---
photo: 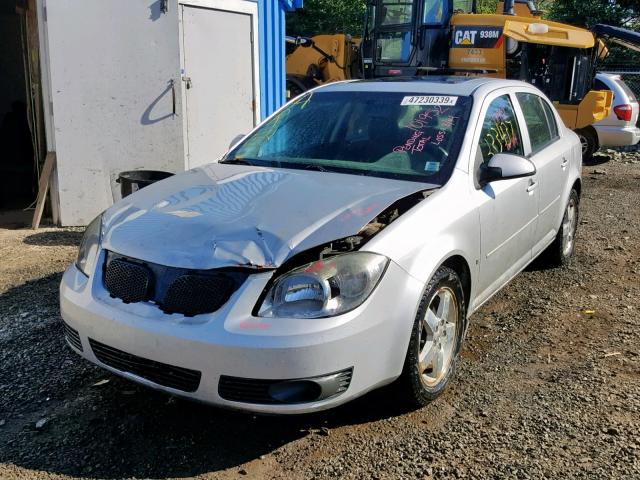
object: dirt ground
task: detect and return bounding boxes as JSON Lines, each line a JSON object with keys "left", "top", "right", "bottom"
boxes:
{"left": 1, "top": 151, "right": 639, "bottom": 480}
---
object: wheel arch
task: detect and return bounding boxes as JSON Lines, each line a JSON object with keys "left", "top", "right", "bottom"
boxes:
{"left": 439, "top": 254, "right": 472, "bottom": 317}
{"left": 572, "top": 177, "right": 582, "bottom": 198}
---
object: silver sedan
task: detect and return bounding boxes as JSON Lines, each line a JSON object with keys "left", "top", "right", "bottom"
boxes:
{"left": 61, "top": 77, "right": 581, "bottom": 413}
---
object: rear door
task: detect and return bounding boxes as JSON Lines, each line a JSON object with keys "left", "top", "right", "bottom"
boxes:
{"left": 515, "top": 92, "right": 568, "bottom": 255}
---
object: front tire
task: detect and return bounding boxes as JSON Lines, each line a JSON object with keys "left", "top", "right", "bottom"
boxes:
{"left": 400, "top": 266, "right": 465, "bottom": 407}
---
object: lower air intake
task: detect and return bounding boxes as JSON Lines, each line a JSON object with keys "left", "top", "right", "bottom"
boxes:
{"left": 89, "top": 339, "right": 201, "bottom": 393}
{"left": 218, "top": 368, "right": 353, "bottom": 405}
{"left": 63, "top": 321, "right": 83, "bottom": 351}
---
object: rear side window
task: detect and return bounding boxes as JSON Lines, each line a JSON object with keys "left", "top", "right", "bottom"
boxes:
{"left": 540, "top": 100, "right": 559, "bottom": 139}
{"left": 616, "top": 79, "right": 637, "bottom": 103}
{"left": 516, "top": 93, "right": 558, "bottom": 153}
{"left": 478, "top": 95, "right": 524, "bottom": 163}
{"left": 593, "top": 79, "right": 609, "bottom": 91}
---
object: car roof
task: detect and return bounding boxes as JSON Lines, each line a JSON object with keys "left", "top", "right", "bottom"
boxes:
{"left": 596, "top": 72, "right": 622, "bottom": 82}
{"left": 317, "top": 76, "right": 530, "bottom": 97}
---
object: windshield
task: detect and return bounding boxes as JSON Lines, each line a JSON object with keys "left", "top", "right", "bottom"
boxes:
{"left": 224, "top": 91, "right": 472, "bottom": 185}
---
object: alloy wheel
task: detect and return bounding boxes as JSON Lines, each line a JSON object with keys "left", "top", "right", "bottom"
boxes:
{"left": 562, "top": 196, "right": 577, "bottom": 256}
{"left": 417, "top": 286, "right": 458, "bottom": 387}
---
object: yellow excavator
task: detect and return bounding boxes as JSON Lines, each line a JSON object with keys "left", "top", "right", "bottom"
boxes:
{"left": 287, "top": 0, "right": 639, "bottom": 157}
{"left": 285, "top": 34, "right": 361, "bottom": 99}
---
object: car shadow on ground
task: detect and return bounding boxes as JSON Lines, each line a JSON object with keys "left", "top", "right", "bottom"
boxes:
{"left": 583, "top": 153, "right": 611, "bottom": 166}
{"left": 22, "top": 230, "right": 83, "bottom": 247}
{"left": 0, "top": 271, "right": 415, "bottom": 479}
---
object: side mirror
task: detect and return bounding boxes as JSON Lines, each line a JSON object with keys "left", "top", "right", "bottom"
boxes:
{"left": 229, "top": 133, "right": 245, "bottom": 150}
{"left": 479, "top": 153, "right": 536, "bottom": 186}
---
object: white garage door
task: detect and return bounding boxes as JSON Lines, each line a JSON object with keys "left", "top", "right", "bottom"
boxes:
{"left": 181, "top": 5, "right": 256, "bottom": 168}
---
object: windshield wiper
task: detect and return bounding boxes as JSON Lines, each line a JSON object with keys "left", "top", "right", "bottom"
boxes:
{"left": 302, "top": 164, "right": 329, "bottom": 172}
{"left": 220, "top": 158, "right": 255, "bottom": 166}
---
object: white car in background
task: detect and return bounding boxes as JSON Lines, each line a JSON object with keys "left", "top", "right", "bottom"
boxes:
{"left": 584, "top": 73, "right": 640, "bottom": 157}
{"left": 61, "top": 77, "right": 582, "bottom": 414}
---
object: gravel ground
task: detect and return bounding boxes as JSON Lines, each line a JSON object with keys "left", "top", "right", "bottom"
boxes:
{"left": 1, "top": 151, "right": 639, "bottom": 480}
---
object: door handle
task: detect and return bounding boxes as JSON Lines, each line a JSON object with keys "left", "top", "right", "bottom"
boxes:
{"left": 561, "top": 157, "right": 569, "bottom": 169}
{"left": 169, "top": 79, "right": 176, "bottom": 116}
{"left": 527, "top": 180, "right": 538, "bottom": 193}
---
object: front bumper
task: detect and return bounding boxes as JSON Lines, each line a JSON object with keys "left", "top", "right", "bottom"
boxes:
{"left": 60, "top": 254, "right": 424, "bottom": 414}
{"left": 594, "top": 125, "right": 640, "bottom": 147}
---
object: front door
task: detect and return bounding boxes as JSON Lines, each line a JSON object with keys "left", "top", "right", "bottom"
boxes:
{"left": 473, "top": 93, "right": 539, "bottom": 303}
{"left": 181, "top": 5, "right": 256, "bottom": 168}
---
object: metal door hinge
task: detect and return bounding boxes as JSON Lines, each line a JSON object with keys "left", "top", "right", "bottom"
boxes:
{"left": 182, "top": 76, "right": 192, "bottom": 89}
{"left": 43, "top": 5, "right": 46, "bottom": 21}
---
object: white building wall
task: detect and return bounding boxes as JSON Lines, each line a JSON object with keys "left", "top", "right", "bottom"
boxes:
{"left": 45, "top": 0, "right": 185, "bottom": 225}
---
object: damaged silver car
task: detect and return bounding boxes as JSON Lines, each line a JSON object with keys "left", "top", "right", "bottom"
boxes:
{"left": 61, "top": 77, "right": 582, "bottom": 413}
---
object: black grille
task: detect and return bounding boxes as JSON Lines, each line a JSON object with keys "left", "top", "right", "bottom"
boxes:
{"left": 63, "top": 322, "right": 83, "bottom": 351}
{"left": 104, "top": 258, "right": 152, "bottom": 303}
{"left": 90, "top": 339, "right": 201, "bottom": 392}
{"left": 161, "top": 274, "right": 235, "bottom": 316}
{"left": 102, "top": 252, "right": 247, "bottom": 317}
{"left": 219, "top": 377, "right": 278, "bottom": 404}
{"left": 219, "top": 369, "right": 353, "bottom": 405}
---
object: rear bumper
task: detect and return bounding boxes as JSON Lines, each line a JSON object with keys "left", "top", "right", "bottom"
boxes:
{"left": 594, "top": 125, "right": 640, "bottom": 147}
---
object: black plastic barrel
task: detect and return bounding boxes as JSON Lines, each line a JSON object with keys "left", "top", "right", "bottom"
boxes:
{"left": 117, "top": 170, "right": 174, "bottom": 198}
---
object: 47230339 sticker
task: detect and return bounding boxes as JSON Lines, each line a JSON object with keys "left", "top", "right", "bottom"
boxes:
{"left": 401, "top": 96, "right": 458, "bottom": 106}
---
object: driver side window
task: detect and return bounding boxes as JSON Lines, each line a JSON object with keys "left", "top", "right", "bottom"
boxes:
{"left": 478, "top": 95, "right": 524, "bottom": 164}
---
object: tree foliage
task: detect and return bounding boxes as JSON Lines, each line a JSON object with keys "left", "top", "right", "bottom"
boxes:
{"left": 475, "top": 0, "right": 498, "bottom": 14}
{"left": 286, "top": 0, "right": 366, "bottom": 37}
{"left": 547, "top": 0, "right": 638, "bottom": 29}
{"left": 546, "top": 0, "right": 639, "bottom": 66}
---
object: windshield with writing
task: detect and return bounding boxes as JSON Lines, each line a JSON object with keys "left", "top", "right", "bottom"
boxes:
{"left": 224, "top": 91, "right": 472, "bottom": 184}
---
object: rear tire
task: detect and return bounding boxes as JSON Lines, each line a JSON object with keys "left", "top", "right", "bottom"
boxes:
{"left": 542, "top": 189, "right": 579, "bottom": 267}
{"left": 576, "top": 127, "right": 599, "bottom": 161}
{"left": 400, "top": 266, "right": 465, "bottom": 407}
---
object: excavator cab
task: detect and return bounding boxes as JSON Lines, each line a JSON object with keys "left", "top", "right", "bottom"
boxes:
{"left": 361, "top": 0, "right": 474, "bottom": 78}
{"left": 497, "top": 0, "right": 542, "bottom": 18}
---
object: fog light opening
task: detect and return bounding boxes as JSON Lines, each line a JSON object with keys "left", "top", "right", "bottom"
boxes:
{"left": 268, "top": 380, "right": 321, "bottom": 403}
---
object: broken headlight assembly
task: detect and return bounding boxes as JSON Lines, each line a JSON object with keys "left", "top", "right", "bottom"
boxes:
{"left": 76, "top": 214, "right": 103, "bottom": 277}
{"left": 258, "top": 252, "right": 389, "bottom": 319}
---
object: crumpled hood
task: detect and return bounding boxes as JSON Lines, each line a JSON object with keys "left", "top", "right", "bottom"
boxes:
{"left": 102, "top": 163, "right": 435, "bottom": 269}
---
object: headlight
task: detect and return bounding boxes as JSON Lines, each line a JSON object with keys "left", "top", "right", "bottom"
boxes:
{"left": 75, "top": 214, "right": 103, "bottom": 277}
{"left": 258, "top": 252, "right": 389, "bottom": 319}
